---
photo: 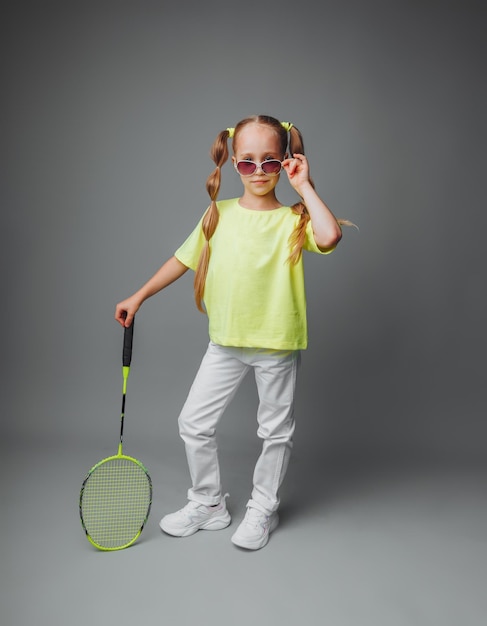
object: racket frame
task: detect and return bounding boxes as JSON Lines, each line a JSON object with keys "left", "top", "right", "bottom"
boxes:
{"left": 79, "top": 452, "right": 152, "bottom": 551}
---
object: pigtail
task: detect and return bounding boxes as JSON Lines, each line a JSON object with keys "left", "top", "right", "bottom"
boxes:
{"left": 193, "top": 129, "right": 230, "bottom": 312}
{"left": 288, "top": 125, "right": 312, "bottom": 264}
{"left": 287, "top": 125, "right": 356, "bottom": 263}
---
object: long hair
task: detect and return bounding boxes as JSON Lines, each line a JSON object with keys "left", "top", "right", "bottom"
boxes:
{"left": 286, "top": 123, "right": 354, "bottom": 263}
{"left": 193, "top": 115, "right": 352, "bottom": 312}
{"left": 193, "top": 128, "right": 229, "bottom": 312}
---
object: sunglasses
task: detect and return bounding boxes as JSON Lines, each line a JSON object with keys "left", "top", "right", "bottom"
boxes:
{"left": 234, "top": 159, "right": 283, "bottom": 176}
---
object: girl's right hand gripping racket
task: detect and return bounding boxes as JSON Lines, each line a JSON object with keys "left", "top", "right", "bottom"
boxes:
{"left": 79, "top": 321, "right": 152, "bottom": 551}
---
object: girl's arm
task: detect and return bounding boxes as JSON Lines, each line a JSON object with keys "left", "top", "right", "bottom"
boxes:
{"left": 115, "top": 255, "right": 189, "bottom": 327}
{"left": 282, "top": 154, "right": 342, "bottom": 251}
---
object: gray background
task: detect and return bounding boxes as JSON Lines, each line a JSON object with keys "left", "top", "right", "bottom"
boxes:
{"left": 3, "top": 1, "right": 486, "bottom": 625}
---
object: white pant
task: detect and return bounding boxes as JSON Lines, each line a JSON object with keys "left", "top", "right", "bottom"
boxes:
{"left": 178, "top": 342, "right": 301, "bottom": 515}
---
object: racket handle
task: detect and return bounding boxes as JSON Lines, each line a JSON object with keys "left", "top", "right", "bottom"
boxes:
{"left": 123, "top": 318, "right": 135, "bottom": 367}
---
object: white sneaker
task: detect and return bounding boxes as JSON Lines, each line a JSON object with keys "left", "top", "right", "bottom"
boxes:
{"left": 159, "top": 494, "right": 231, "bottom": 537}
{"left": 231, "top": 506, "right": 279, "bottom": 550}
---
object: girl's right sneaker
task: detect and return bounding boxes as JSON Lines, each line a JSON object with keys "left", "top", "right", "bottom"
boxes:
{"left": 159, "top": 494, "right": 231, "bottom": 537}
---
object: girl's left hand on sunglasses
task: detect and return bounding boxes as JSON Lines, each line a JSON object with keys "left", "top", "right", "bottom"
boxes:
{"left": 282, "top": 153, "right": 310, "bottom": 192}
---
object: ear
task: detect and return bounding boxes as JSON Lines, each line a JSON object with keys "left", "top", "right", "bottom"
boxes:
{"left": 231, "top": 155, "right": 236, "bottom": 165}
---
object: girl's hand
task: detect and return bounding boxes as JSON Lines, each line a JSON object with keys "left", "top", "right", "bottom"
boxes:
{"left": 282, "top": 153, "right": 311, "bottom": 194}
{"left": 115, "top": 295, "right": 141, "bottom": 327}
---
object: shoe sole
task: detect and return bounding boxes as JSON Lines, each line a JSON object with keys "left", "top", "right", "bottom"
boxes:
{"left": 231, "top": 514, "right": 279, "bottom": 550}
{"left": 159, "top": 511, "right": 231, "bottom": 537}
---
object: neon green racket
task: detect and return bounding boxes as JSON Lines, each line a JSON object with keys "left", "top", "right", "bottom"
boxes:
{"left": 79, "top": 320, "right": 152, "bottom": 551}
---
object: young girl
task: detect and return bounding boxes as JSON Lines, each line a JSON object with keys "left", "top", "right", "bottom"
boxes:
{"left": 115, "top": 114, "right": 351, "bottom": 550}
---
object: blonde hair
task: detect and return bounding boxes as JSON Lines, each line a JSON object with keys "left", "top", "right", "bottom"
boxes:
{"left": 193, "top": 115, "right": 353, "bottom": 312}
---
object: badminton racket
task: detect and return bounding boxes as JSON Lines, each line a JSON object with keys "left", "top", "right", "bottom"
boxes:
{"left": 79, "top": 320, "right": 152, "bottom": 550}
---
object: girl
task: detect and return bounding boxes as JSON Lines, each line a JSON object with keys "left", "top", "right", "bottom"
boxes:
{"left": 115, "top": 115, "right": 351, "bottom": 550}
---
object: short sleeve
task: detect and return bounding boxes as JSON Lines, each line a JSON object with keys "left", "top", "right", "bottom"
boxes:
{"left": 174, "top": 215, "right": 206, "bottom": 270}
{"left": 303, "top": 219, "right": 337, "bottom": 255}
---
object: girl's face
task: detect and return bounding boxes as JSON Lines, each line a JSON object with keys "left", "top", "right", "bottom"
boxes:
{"left": 232, "top": 124, "right": 285, "bottom": 200}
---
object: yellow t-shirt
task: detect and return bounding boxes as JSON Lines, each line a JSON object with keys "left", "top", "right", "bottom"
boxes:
{"left": 175, "top": 198, "right": 333, "bottom": 350}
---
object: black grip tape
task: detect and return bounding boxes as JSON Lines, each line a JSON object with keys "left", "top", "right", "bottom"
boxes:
{"left": 123, "top": 320, "right": 134, "bottom": 367}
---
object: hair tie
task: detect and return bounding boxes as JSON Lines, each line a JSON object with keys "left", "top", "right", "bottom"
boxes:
{"left": 226, "top": 127, "right": 235, "bottom": 138}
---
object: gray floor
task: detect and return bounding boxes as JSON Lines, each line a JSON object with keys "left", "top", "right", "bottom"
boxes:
{"left": 2, "top": 436, "right": 486, "bottom": 626}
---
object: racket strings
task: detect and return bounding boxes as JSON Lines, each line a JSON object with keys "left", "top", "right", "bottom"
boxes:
{"left": 80, "top": 457, "right": 152, "bottom": 549}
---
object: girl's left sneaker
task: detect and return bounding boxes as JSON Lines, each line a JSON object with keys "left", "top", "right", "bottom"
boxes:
{"left": 231, "top": 506, "right": 278, "bottom": 550}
